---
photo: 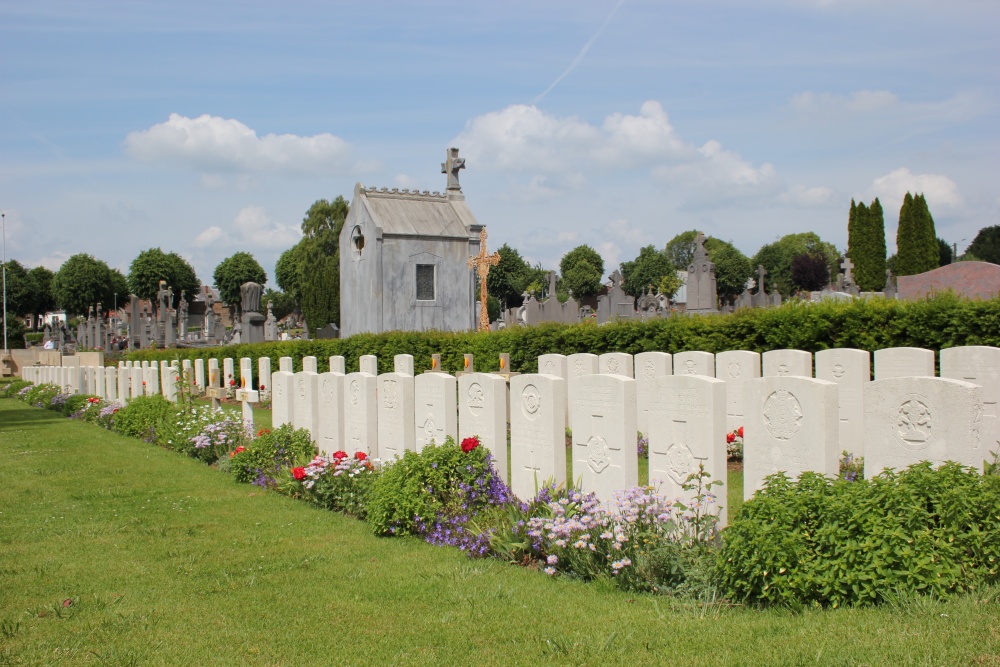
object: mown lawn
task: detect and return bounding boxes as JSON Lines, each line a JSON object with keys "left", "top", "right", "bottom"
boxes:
{"left": 1, "top": 397, "right": 997, "bottom": 666}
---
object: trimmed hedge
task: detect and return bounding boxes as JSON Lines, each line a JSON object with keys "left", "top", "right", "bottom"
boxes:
{"left": 128, "top": 294, "right": 1000, "bottom": 375}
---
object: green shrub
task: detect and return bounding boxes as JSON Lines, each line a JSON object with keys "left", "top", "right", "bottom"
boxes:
{"left": 718, "top": 463, "right": 1000, "bottom": 608}
{"left": 3, "top": 380, "right": 31, "bottom": 398}
{"left": 278, "top": 451, "right": 381, "bottom": 519}
{"left": 229, "top": 424, "right": 314, "bottom": 486}
{"left": 23, "top": 384, "right": 60, "bottom": 408}
{"left": 112, "top": 395, "right": 176, "bottom": 441}
{"left": 366, "top": 437, "right": 498, "bottom": 536}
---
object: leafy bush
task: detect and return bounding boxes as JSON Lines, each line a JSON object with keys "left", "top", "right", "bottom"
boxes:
{"left": 718, "top": 463, "right": 1000, "bottom": 608}
{"left": 366, "top": 436, "right": 506, "bottom": 537}
{"left": 279, "top": 450, "right": 380, "bottom": 518}
{"left": 112, "top": 395, "right": 176, "bottom": 440}
{"left": 3, "top": 380, "right": 31, "bottom": 398}
{"left": 152, "top": 404, "right": 249, "bottom": 463}
{"left": 23, "top": 384, "right": 60, "bottom": 408}
{"left": 229, "top": 425, "right": 314, "bottom": 486}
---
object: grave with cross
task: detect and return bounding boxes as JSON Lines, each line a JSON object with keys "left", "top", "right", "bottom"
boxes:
{"left": 467, "top": 228, "right": 501, "bottom": 332}
{"left": 234, "top": 376, "right": 259, "bottom": 429}
{"left": 204, "top": 369, "right": 228, "bottom": 410}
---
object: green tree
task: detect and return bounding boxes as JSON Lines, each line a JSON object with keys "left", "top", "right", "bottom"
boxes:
{"left": 966, "top": 225, "right": 1000, "bottom": 264}
{"left": 2, "top": 259, "right": 31, "bottom": 316}
{"left": 849, "top": 198, "right": 887, "bottom": 292}
{"left": 559, "top": 245, "right": 604, "bottom": 299}
{"left": 127, "top": 248, "right": 200, "bottom": 313}
{"left": 895, "top": 193, "right": 938, "bottom": 276}
{"left": 297, "top": 197, "right": 348, "bottom": 330}
{"left": 937, "top": 237, "right": 953, "bottom": 266}
{"left": 619, "top": 245, "right": 675, "bottom": 298}
{"left": 705, "top": 238, "right": 754, "bottom": 304}
{"left": 52, "top": 254, "right": 119, "bottom": 316}
{"left": 486, "top": 243, "right": 532, "bottom": 306}
{"left": 664, "top": 230, "right": 699, "bottom": 269}
{"left": 274, "top": 246, "right": 302, "bottom": 302}
{"left": 26, "top": 266, "right": 56, "bottom": 327}
{"left": 753, "top": 232, "right": 839, "bottom": 296}
{"left": 212, "top": 252, "right": 267, "bottom": 312}
{"left": 790, "top": 252, "right": 830, "bottom": 291}
{"left": 262, "top": 288, "right": 297, "bottom": 321}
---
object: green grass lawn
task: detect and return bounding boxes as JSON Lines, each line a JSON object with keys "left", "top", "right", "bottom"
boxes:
{"left": 1, "top": 397, "right": 997, "bottom": 666}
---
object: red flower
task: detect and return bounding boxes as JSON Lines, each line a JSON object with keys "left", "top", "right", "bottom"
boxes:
{"left": 726, "top": 432, "right": 735, "bottom": 444}
{"left": 230, "top": 445, "right": 246, "bottom": 459}
{"left": 737, "top": 426, "right": 744, "bottom": 438}
{"left": 256, "top": 428, "right": 271, "bottom": 437}
{"left": 461, "top": 436, "right": 480, "bottom": 453}
{"left": 291, "top": 467, "right": 306, "bottom": 481}
{"left": 229, "top": 379, "right": 236, "bottom": 387}
{"left": 259, "top": 384, "right": 266, "bottom": 391}
{"left": 333, "top": 451, "right": 348, "bottom": 460}
{"left": 354, "top": 451, "right": 368, "bottom": 461}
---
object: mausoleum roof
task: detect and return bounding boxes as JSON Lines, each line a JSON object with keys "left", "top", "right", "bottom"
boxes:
{"left": 356, "top": 184, "right": 478, "bottom": 238}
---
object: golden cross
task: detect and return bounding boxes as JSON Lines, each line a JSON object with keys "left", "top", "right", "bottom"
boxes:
{"left": 467, "top": 227, "right": 501, "bottom": 332}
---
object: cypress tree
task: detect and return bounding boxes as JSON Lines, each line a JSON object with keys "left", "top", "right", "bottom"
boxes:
{"left": 847, "top": 199, "right": 859, "bottom": 264}
{"left": 855, "top": 198, "right": 887, "bottom": 291}
{"left": 896, "top": 192, "right": 939, "bottom": 276}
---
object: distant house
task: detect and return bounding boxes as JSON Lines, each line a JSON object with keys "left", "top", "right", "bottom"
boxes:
{"left": 339, "top": 148, "right": 483, "bottom": 337}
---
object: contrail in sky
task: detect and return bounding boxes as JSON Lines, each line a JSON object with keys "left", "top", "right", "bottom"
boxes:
{"left": 533, "top": 0, "right": 626, "bottom": 104}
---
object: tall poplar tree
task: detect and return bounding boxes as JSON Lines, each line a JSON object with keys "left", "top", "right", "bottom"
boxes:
{"left": 895, "top": 193, "right": 939, "bottom": 276}
{"left": 850, "top": 197, "right": 887, "bottom": 291}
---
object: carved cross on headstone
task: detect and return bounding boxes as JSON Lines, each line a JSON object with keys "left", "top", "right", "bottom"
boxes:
{"left": 467, "top": 227, "right": 501, "bottom": 332}
{"left": 441, "top": 147, "right": 465, "bottom": 191}
{"left": 841, "top": 256, "right": 854, "bottom": 284}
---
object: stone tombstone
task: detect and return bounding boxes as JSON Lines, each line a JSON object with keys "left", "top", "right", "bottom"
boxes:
{"left": 329, "top": 356, "right": 346, "bottom": 375}
{"left": 414, "top": 372, "right": 458, "bottom": 451}
{"left": 571, "top": 374, "right": 638, "bottom": 504}
{"left": 240, "top": 357, "right": 254, "bottom": 391}
{"left": 538, "top": 354, "right": 567, "bottom": 380}
{"left": 258, "top": 357, "right": 272, "bottom": 398}
{"left": 163, "top": 366, "right": 179, "bottom": 403}
{"left": 146, "top": 366, "right": 160, "bottom": 397}
{"left": 510, "top": 374, "right": 567, "bottom": 501}
{"left": 599, "top": 352, "right": 634, "bottom": 378}
{"left": 293, "top": 368, "right": 320, "bottom": 443}
{"left": 634, "top": 351, "right": 672, "bottom": 438}
{"left": 815, "top": 348, "right": 871, "bottom": 457}
{"left": 159, "top": 360, "right": 169, "bottom": 381}
{"left": 940, "top": 345, "right": 1000, "bottom": 460}
{"left": 279, "top": 356, "right": 294, "bottom": 373}
{"left": 94, "top": 366, "right": 107, "bottom": 399}
{"left": 223, "top": 358, "right": 235, "bottom": 388}
{"left": 673, "top": 351, "right": 715, "bottom": 378}
{"left": 130, "top": 366, "right": 144, "bottom": 399}
{"left": 649, "top": 375, "right": 728, "bottom": 526}
{"left": 271, "top": 370, "right": 295, "bottom": 428}
{"left": 874, "top": 347, "right": 936, "bottom": 380}
{"left": 394, "top": 354, "right": 414, "bottom": 376}
{"left": 239, "top": 281, "right": 266, "bottom": 344}
{"left": 316, "top": 372, "right": 344, "bottom": 455}
{"left": 864, "top": 377, "right": 983, "bottom": 476}
{"left": 208, "top": 358, "right": 220, "bottom": 387}
{"left": 685, "top": 232, "right": 719, "bottom": 313}
{"left": 141, "top": 360, "right": 149, "bottom": 370}
{"left": 762, "top": 349, "right": 812, "bottom": 378}
{"left": 343, "top": 370, "right": 378, "bottom": 455}
{"left": 462, "top": 354, "right": 475, "bottom": 373}
{"left": 743, "top": 377, "right": 840, "bottom": 500}
{"left": 193, "top": 358, "right": 207, "bottom": 392}
{"left": 566, "top": 353, "right": 599, "bottom": 427}
{"left": 377, "top": 371, "right": 415, "bottom": 461}
{"left": 119, "top": 367, "right": 130, "bottom": 402}
{"left": 715, "top": 350, "right": 760, "bottom": 432}
{"left": 458, "top": 372, "right": 509, "bottom": 481}
{"left": 181, "top": 359, "right": 192, "bottom": 388}
{"left": 299, "top": 356, "right": 316, "bottom": 374}
{"left": 360, "top": 355, "right": 378, "bottom": 376}
{"left": 105, "top": 366, "right": 117, "bottom": 402}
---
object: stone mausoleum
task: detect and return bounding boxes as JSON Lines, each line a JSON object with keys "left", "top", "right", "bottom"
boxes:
{"left": 339, "top": 148, "right": 484, "bottom": 337}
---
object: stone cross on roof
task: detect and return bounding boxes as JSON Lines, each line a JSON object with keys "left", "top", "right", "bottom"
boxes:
{"left": 441, "top": 147, "right": 465, "bottom": 191}
{"left": 467, "top": 227, "right": 500, "bottom": 332}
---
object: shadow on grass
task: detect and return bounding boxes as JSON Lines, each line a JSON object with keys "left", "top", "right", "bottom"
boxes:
{"left": 0, "top": 399, "right": 67, "bottom": 430}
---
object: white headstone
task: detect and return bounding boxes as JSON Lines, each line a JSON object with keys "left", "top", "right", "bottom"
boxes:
{"left": 393, "top": 354, "right": 414, "bottom": 376}
{"left": 510, "top": 374, "right": 566, "bottom": 501}
{"left": 94, "top": 367, "right": 107, "bottom": 399}
{"left": 240, "top": 357, "right": 254, "bottom": 389}
{"left": 141, "top": 360, "right": 149, "bottom": 370}
{"left": 864, "top": 377, "right": 984, "bottom": 476}
{"left": 538, "top": 353, "right": 567, "bottom": 379}
{"left": 634, "top": 351, "right": 672, "bottom": 437}
{"left": 258, "top": 357, "right": 271, "bottom": 398}
{"left": 566, "top": 353, "right": 599, "bottom": 427}
{"left": 105, "top": 366, "right": 118, "bottom": 402}
{"left": 458, "top": 372, "right": 509, "bottom": 482}
{"left": 940, "top": 345, "right": 1000, "bottom": 461}
{"left": 182, "top": 359, "right": 192, "bottom": 386}
{"left": 279, "top": 356, "right": 293, "bottom": 373}
{"left": 163, "top": 367, "right": 178, "bottom": 403}
{"left": 599, "top": 352, "right": 634, "bottom": 378}
{"left": 270, "top": 371, "right": 295, "bottom": 428}
{"left": 146, "top": 366, "right": 160, "bottom": 397}
{"left": 376, "top": 371, "right": 415, "bottom": 461}
{"left": 762, "top": 349, "right": 812, "bottom": 378}
{"left": 223, "top": 358, "right": 235, "bottom": 388}
{"left": 317, "top": 372, "right": 344, "bottom": 455}
{"left": 360, "top": 355, "right": 378, "bottom": 376}
{"left": 744, "top": 376, "right": 840, "bottom": 500}
{"left": 571, "top": 374, "right": 638, "bottom": 505}
{"left": 302, "top": 355, "right": 318, "bottom": 374}
{"left": 343, "top": 371, "right": 377, "bottom": 455}
{"left": 208, "top": 358, "right": 220, "bottom": 387}
{"left": 673, "top": 351, "right": 715, "bottom": 377}
{"left": 815, "top": 348, "right": 871, "bottom": 457}
{"left": 293, "top": 370, "right": 320, "bottom": 443}
{"left": 649, "top": 374, "right": 728, "bottom": 526}
{"left": 874, "top": 347, "right": 935, "bottom": 380}
{"left": 329, "top": 356, "right": 345, "bottom": 375}
{"left": 715, "top": 350, "right": 760, "bottom": 432}
{"left": 414, "top": 373, "right": 458, "bottom": 451}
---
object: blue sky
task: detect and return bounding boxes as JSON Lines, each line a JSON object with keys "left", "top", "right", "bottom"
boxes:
{"left": 2, "top": 0, "right": 997, "bottom": 288}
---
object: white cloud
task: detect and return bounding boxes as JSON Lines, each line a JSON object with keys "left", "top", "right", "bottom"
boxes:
{"left": 192, "top": 206, "right": 300, "bottom": 251}
{"left": 125, "top": 113, "right": 352, "bottom": 174}
{"left": 870, "top": 168, "right": 962, "bottom": 210}
{"left": 790, "top": 90, "right": 987, "bottom": 124}
{"left": 791, "top": 90, "right": 899, "bottom": 114}
{"left": 778, "top": 184, "right": 837, "bottom": 207}
{"left": 193, "top": 226, "right": 225, "bottom": 248}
